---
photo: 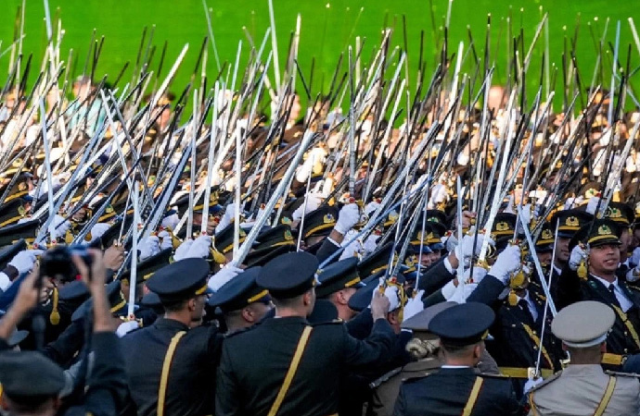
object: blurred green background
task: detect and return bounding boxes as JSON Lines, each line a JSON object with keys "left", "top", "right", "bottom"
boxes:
{"left": 0, "top": 0, "right": 638, "bottom": 110}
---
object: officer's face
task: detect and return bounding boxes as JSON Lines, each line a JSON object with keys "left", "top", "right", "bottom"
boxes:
{"left": 555, "top": 237, "right": 571, "bottom": 263}
{"left": 589, "top": 244, "right": 621, "bottom": 275}
{"left": 537, "top": 251, "right": 552, "bottom": 267}
{"left": 190, "top": 294, "right": 207, "bottom": 326}
{"left": 620, "top": 229, "right": 630, "bottom": 259}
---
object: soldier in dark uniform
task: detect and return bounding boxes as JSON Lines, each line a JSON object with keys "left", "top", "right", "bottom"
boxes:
{"left": 215, "top": 251, "right": 395, "bottom": 416}
{"left": 207, "top": 265, "right": 272, "bottom": 333}
{"left": 121, "top": 258, "right": 222, "bottom": 416}
{"left": 466, "top": 243, "right": 564, "bottom": 388}
{"left": 0, "top": 248, "right": 128, "bottom": 416}
{"left": 558, "top": 219, "right": 640, "bottom": 359}
{"left": 393, "top": 302, "right": 524, "bottom": 416}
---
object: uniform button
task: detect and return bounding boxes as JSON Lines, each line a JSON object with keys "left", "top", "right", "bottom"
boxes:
{"left": 533, "top": 346, "right": 538, "bottom": 350}
{"left": 512, "top": 324, "right": 516, "bottom": 328}
{"left": 532, "top": 331, "right": 537, "bottom": 335}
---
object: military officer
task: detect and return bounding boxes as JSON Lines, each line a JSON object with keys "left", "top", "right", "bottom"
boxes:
{"left": 393, "top": 302, "right": 524, "bottom": 416}
{"left": 559, "top": 219, "right": 640, "bottom": 357}
{"left": 121, "top": 258, "right": 222, "bottom": 416}
{"left": 528, "top": 301, "right": 640, "bottom": 415}
{"left": 206, "top": 266, "right": 272, "bottom": 333}
{"left": 215, "top": 251, "right": 395, "bottom": 416}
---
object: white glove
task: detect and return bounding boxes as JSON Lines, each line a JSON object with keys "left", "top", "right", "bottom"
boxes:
{"left": 585, "top": 196, "right": 601, "bottom": 216}
{"left": 630, "top": 247, "right": 640, "bottom": 268}
{"left": 626, "top": 267, "right": 640, "bottom": 283}
{"left": 338, "top": 230, "right": 363, "bottom": 260}
{"left": 174, "top": 239, "right": 194, "bottom": 261}
{"left": 334, "top": 203, "right": 360, "bottom": 235}
{"left": 161, "top": 213, "right": 179, "bottom": 230}
{"left": 523, "top": 377, "right": 544, "bottom": 395}
{"left": 364, "top": 201, "right": 381, "bottom": 217}
{"left": 441, "top": 280, "right": 458, "bottom": 301}
{"left": 139, "top": 236, "right": 161, "bottom": 260}
{"left": 370, "top": 283, "right": 401, "bottom": 311}
{"left": 208, "top": 265, "right": 243, "bottom": 292}
{"left": 403, "top": 290, "right": 425, "bottom": 322}
{"left": 185, "top": 234, "right": 213, "bottom": 259}
{"left": 449, "top": 282, "right": 478, "bottom": 304}
{"left": 363, "top": 234, "right": 380, "bottom": 256}
{"left": 429, "top": 183, "right": 448, "bottom": 207}
{"left": 488, "top": 245, "right": 522, "bottom": 285}
{"left": 52, "top": 214, "right": 71, "bottom": 239}
{"left": 455, "top": 234, "right": 494, "bottom": 268}
{"left": 8, "top": 249, "right": 44, "bottom": 275}
{"left": 216, "top": 203, "right": 236, "bottom": 232}
{"left": 116, "top": 320, "right": 140, "bottom": 338}
{"left": 292, "top": 193, "right": 323, "bottom": 221}
{"left": 569, "top": 245, "right": 588, "bottom": 271}
{"left": 157, "top": 230, "right": 173, "bottom": 250}
{"left": 89, "top": 223, "right": 111, "bottom": 243}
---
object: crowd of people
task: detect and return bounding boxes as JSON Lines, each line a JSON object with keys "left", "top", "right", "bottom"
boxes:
{"left": 0, "top": 9, "right": 640, "bottom": 416}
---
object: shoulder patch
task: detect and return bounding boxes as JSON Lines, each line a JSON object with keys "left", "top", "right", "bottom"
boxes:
{"left": 401, "top": 373, "right": 431, "bottom": 384}
{"left": 369, "top": 367, "right": 403, "bottom": 389}
{"left": 528, "top": 371, "right": 563, "bottom": 392}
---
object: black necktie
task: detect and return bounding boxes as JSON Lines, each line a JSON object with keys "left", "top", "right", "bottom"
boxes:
{"left": 608, "top": 284, "right": 621, "bottom": 307}
{"left": 518, "top": 299, "right": 534, "bottom": 323}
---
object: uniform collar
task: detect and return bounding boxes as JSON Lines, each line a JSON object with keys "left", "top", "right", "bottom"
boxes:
{"left": 154, "top": 317, "right": 190, "bottom": 331}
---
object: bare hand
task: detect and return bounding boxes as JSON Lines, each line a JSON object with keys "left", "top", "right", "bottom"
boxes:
{"left": 103, "top": 244, "right": 125, "bottom": 270}
{"left": 14, "top": 268, "right": 40, "bottom": 315}
{"left": 72, "top": 249, "right": 107, "bottom": 292}
{"left": 371, "top": 290, "right": 391, "bottom": 321}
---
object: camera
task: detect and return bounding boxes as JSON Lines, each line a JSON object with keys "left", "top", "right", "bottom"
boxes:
{"left": 40, "top": 245, "right": 93, "bottom": 281}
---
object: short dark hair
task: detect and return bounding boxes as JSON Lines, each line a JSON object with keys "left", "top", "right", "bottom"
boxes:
{"left": 162, "top": 298, "right": 189, "bottom": 313}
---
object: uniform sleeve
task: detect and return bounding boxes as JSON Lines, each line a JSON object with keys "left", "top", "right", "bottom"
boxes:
{"left": 42, "top": 319, "right": 85, "bottom": 365}
{"left": 216, "top": 343, "right": 241, "bottom": 416}
{"left": 466, "top": 275, "right": 506, "bottom": 305}
{"left": 342, "top": 318, "right": 395, "bottom": 369}
{"left": 315, "top": 238, "right": 341, "bottom": 265}
{"left": 416, "top": 259, "right": 455, "bottom": 295}
{"left": 81, "top": 332, "right": 129, "bottom": 416}
{"left": 392, "top": 383, "right": 408, "bottom": 416}
{"left": 556, "top": 266, "right": 582, "bottom": 310}
{"left": 346, "top": 308, "right": 374, "bottom": 340}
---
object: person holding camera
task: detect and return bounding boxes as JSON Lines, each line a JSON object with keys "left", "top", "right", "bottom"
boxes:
{"left": 0, "top": 249, "right": 128, "bottom": 416}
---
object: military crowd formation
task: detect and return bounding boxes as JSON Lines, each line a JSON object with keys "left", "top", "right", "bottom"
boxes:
{"left": 2, "top": 7, "right": 640, "bottom": 416}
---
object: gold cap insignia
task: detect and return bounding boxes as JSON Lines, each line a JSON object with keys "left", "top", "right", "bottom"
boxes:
{"left": 542, "top": 229, "right": 553, "bottom": 240}
{"left": 496, "top": 221, "right": 510, "bottom": 232}
{"left": 284, "top": 230, "right": 293, "bottom": 241}
{"left": 566, "top": 216, "right": 579, "bottom": 227}
{"left": 597, "top": 225, "right": 612, "bottom": 236}
{"left": 323, "top": 214, "right": 335, "bottom": 224}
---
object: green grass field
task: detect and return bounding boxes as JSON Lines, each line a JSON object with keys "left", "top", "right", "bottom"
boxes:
{"left": 0, "top": 0, "right": 638, "bottom": 110}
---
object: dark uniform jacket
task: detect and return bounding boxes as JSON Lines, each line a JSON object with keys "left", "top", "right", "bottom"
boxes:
{"left": 122, "top": 318, "right": 223, "bottom": 416}
{"left": 467, "top": 276, "right": 563, "bottom": 374}
{"left": 216, "top": 315, "right": 395, "bottom": 416}
{"left": 62, "top": 332, "right": 129, "bottom": 416}
{"left": 393, "top": 367, "right": 523, "bottom": 416}
{"left": 557, "top": 268, "right": 640, "bottom": 355}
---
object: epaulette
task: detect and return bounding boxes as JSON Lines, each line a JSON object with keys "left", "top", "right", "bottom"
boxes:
{"left": 527, "top": 371, "right": 563, "bottom": 392}
{"left": 401, "top": 373, "right": 431, "bottom": 384}
{"left": 311, "top": 319, "right": 344, "bottom": 326}
{"left": 369, "top": 367, "right": 403, "bottom": 389}
{"left": 605, "top": 370, "right": 640, "bottom": 379}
